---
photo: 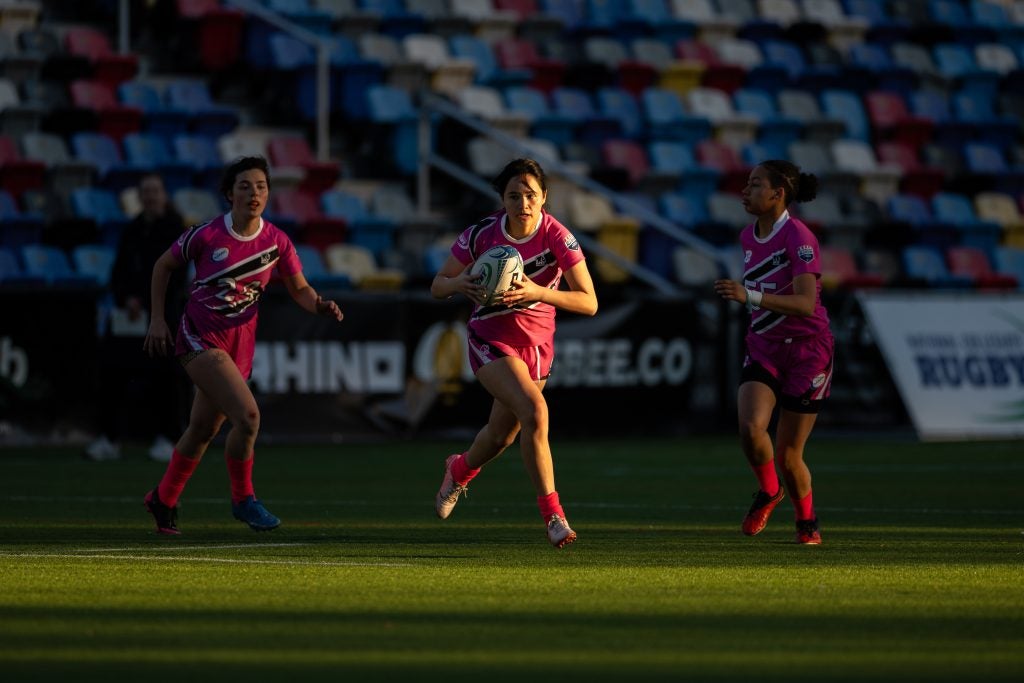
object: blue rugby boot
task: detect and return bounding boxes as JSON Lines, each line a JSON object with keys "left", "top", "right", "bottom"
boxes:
{"left": 232, "top": 495, "right": 281, "bottom": 531}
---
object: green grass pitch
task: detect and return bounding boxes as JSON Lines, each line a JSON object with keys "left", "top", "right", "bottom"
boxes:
{"left": 0, "top": 436, "right": 1021, "bottom": 681}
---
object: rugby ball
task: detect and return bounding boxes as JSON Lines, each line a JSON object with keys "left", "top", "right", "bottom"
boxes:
{"left": 471, "top": 245, "right": 524, "bottom": 306}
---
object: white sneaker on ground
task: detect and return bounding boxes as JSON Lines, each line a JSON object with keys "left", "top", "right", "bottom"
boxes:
{"left": 546, "top": 514, "right": 577, "bottom": 549}
{"left": 435, "top": 453, "right": 468, "bottom": 520}
{"left": 84, "top": 436, "right": 121, "bottom": 462}
{"left": 148, "top": 436, "right": 175, "bottom": 463}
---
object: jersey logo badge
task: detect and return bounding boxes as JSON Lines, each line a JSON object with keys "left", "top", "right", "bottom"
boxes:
{"left": 212, "top": 247, "right": 229, "bottom": 262}
{"left": 564, "top": 233, "right": 579, "bottom": 250}
{"left": 798, "top": 245, "right": 814, "bottom": 263}
{"left": 744, "top": 250, "right": 752, "bottom": 263}
{"left": 812, "top": 373, "right": 826, "bottom": 388}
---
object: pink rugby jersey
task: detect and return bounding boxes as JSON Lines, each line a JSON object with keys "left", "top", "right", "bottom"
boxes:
{"left": 740, "top": 211, "right": 830, "bottom": 340}
{"left": 171, "top": 214, "right": 302, "bottom": 334}
{"left": 451, "top": 210, "right": 585, "bottom": 347}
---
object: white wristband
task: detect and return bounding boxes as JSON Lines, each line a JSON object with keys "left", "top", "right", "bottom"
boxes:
{"left": 745, "top": 288, "right": 763, "bottom": 312}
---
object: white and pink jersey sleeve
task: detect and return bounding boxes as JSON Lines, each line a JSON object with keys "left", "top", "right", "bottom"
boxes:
{"left": 171, "top": 214, "right": 302, "bottom": 333}
{"left": 739, "top": 212, "right": 830, "bottom": 340}
{"left": 451, "top": 210, "right": 585, "bottom": 347}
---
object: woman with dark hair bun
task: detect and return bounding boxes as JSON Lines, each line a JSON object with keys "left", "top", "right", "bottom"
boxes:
{"left": 713, "top": 160, "right": 833, "bottom": 545}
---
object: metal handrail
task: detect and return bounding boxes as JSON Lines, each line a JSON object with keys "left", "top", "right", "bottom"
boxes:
{"left": 225, "top": 0, "right": 332, "bottom": 161}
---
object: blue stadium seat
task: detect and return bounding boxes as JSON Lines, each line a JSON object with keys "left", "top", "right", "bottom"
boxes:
{"left": 505, "top": 86, "right": 575, "bottom": 147}
{"left": 951, "top": 92, "right": 1020, "bottom": 148}
{"left": 596, "top": 87, "right": 643, "bottom": 140}
{"left": 931, "top": 192, "right": 1003, "bottom": 252}
{"left": 909, "top": 90, "right": 975, "bottom": 147}
{"left": 450, "top": 34, "right": 530, "bottom": 89}
{"left": 121, "top": 133, "right": 194, "bottom": 193}
{"left": 842, "top": 0, "right": 911, "bottom": 44}
{"left": 993, "top": 246, "right": 1024, "bottom": 291}
{"left": 71, "top": 243, "right": 116, "bottom": 286}
{"left": 647, "top": 140, "right": 720, "bottom": 197}
{"left": 819, "top": 88, "right": 870, "bottom": 141}
{"left": 164, "top": 79, "right": 240, "bottom": 137}
{"left": 118, "top": 80, "right": 190, "bottom": 137}
{"left": 887, "top": 194, "right": 958, "bottom": 248}
{"left": 0, "top": 245, "right": 44, "bottom": 285}
{"left": 732, "top": 88, "right": 803, "bottom": 150}
{"left": 70, "top": 132, "right": 147, "bottom": 193}
{"left": 0, "top": 189, "right": 44, "bottom": 248}
{"left": 962, "top": 142, "right": 1024, "bottom": 195}
{"left": 361, "top": 0, "right": 426, "bottom": 39}
{"left": 845, "top": 43, "right": 919, "bottom": 92}
{"left": 929, "top": 0, "right": 998, "bottom": 45}
{"left": 293, "top": 243, "right": 352, "bottom": 290}
{"left": 659, "top": 191, "right": 710, "bottom": 230}
{"left": 321, "top": 189, "right": 398, "bottom": 259}
{"left": 366, "top": 84, "right": 422, "bottom": 175}
{"left": 550, "top": 86, "right": 622, "bottom": 146}
{"left": 172, "top": 134, "right": 221, "bottom": 193}
{"left": 933, "top": 42, "right": 1001, "bottom": 97}
{"left": 640, "top": 87, "right": 713, "bottom": 144}
{"left": 901, "top": 245, "right": 974, "bottom": 289}
{"left": 760, "top": 39, "right": 841, "bottom": 93}
{"left": 69, "top": 186, "right": 130, "bottom": 245}
{"left": 21, "top": 244, "right": 97, "bottom": 286}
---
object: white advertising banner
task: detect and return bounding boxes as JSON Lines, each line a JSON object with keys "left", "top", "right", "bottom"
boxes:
{"left": 858, "top": 292, "right": 1024, "bottom": 441}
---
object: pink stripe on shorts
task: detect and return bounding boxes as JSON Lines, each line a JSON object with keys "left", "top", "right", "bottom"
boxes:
{"left": 468, "top": 332, "right": 554, "bottom": 381}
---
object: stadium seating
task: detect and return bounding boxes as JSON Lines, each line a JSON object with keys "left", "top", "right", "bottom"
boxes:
{"left": 993, "top": 246, "right": 1024, "bottom": 291}
{"left": 323, "top": 242, "right": 405, "bottom": 290}
{"left": 21, "top": 131, "right": 95, "bottom": 198}
{"left": 69, "top": 186, "right": 130, "bottom": 246}
{"left": 293, "top": 243, "right": 353, "bottom": 291}
{"left": 20, "top": 243, "right": 97, "bottom": 286}
{"left": 946, "top": 245, "right": 1019, "bottom": 290}
{"left": 164, "top": 79, "right": 239, "bottom": 137}
{"left": 71, "top": 131, "right": 147, "bottom": 192}
{"left": 71, "top": 243, "right": 116, "bottom": 286}
{"left": 901, "top": 245, "right": 973, "bottom": 289}
{"left": 0, "top": 189, "right": 43, "bottom": 247}
{"left": 270, "top": 188, "right": 347, "bottom": 251}
{"left": 0, "top": 76, "right": 44, "bottom": 136}
{"left": 266, "top": 135, "right": 340, "bottom": 194}
{"left": 818, "top": 244, "right": 884, "bottom": 291}
{"left": 63, "top": 26, "right": 138, "bottom": 86}
{"left": 121, "top": 133, "right": 194, "bottom": 193}
{"left": 69, "top": 79, "right": 142, "bottom": 142}
{"left": 0, "top": 134, "right": 45, "bottom": 198}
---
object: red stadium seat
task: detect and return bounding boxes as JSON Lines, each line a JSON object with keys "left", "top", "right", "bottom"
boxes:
{"left": 0, "top": 134, "right": 45, "bottom": 198}
{"left": 267, "top": 136, "right": 340, "bottom": 194}
{"left": 818, "top": 245, "right": 884, "bottom": 291}
{"left": 64, "top": 27, "right": 139, "bottom": 86}
{"left": 271, "top": 188, "right": 347, "bottom": 252}
{"left": 946, "top": 245, "right": 1019, "bottom": 290}
{"left": 69, "top": 79, "right": 143, "bottom": 142}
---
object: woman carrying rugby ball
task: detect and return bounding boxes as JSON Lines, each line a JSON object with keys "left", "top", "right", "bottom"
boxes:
{"left": 429, "top": 158, "right": 598, "bottom": 548}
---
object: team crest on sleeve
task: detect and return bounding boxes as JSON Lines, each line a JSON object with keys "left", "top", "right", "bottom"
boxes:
{"left": 744, "top": 249, "right": 752, "bottom": 263}
{"left": 797, "top": 245, "right": 815, "bottom": 263}
{"left": 457, "top": 232, "right": 469, "bottom": 249}
{"left": 564, "top": 233, "right": 579, "bottom": 250}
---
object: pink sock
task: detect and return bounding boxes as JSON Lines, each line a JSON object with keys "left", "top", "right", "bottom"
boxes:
{"left": 226, "top": 454, "right": 255, "bottom": 504}
{"left": 157, "top": 449, "right": 201, "bottom": 507}
{"left": 793, "top": 490, "right": 815, "bottom": 520}
{"left": 751, "top": 460, "right": 780, "bottom": 496}
{"left": 450, "top": 453, "right": 481, "bottom": 486}
{"left": 537, "top": 491, "right": 565, "bottom": 520}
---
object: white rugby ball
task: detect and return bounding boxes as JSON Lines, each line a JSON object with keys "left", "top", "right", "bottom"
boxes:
{"left": 471, "top": 245, "right": 524, "bottom": 306}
